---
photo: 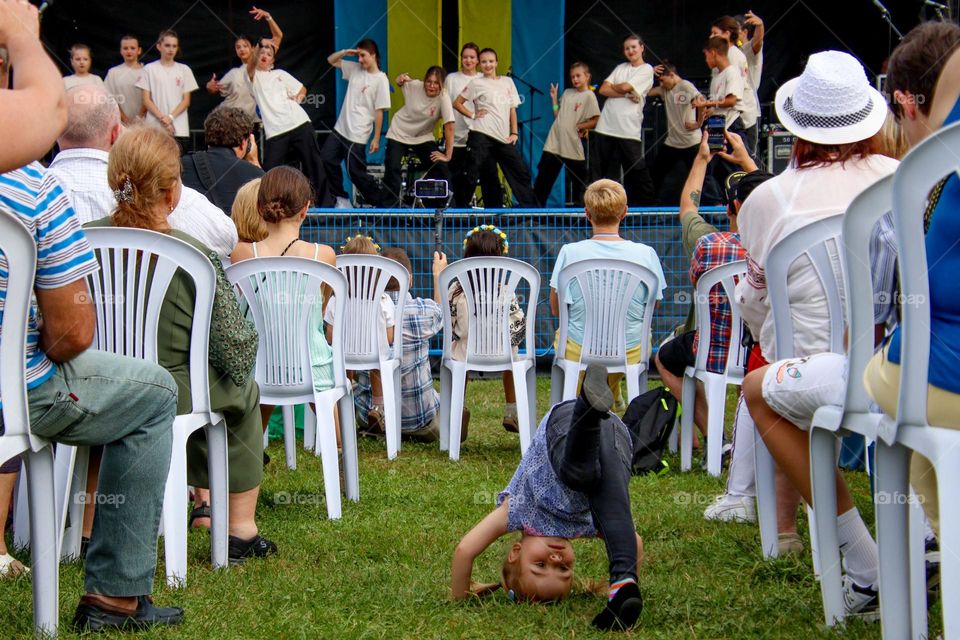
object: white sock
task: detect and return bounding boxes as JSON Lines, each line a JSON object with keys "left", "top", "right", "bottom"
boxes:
{"left": 838, "top": 507, "right": 879, "bottom": 588}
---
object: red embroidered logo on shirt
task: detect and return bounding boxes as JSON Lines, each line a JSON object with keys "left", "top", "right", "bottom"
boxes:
{"left": 429, "top": 106, "right": 436, "bottom": 117}
{"left": 574, "top": 103, "right": 581, "bottom": 112}
{"left": 176, "top": 77, "right": 182, "bottom": 87}
{"left": 361, "top": 85, "right": 369, "bottom": 94}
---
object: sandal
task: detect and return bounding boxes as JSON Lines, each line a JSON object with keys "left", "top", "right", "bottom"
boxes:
{"left": 189, "top": 502, "right": 211, "bottom": 530}
{"left": 0, "top": 552, "right": 29, "bottom": 577}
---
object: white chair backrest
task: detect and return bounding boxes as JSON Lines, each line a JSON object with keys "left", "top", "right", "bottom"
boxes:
{"left": 0, "top": 210, "right": 38, "bottom": 447}
{"left": 226, "top": 256, "right": 348, "bottom": 395}
{"left": 438, "top": 256, "right": 540, "bottom": 364}
{"left": 840, "top": 174, "right": 894, "bottom": 416}
{"left": 692, "top": 260, "right": 748, "bottom": 376}
{"left": 764, "top": 215, "right": 846, "bottom": 360}
{"left": 84, "top": 227, "right": 217, "bottom": 415}
{"left": 892, "top": 120, "right": 960, "bottom": 430}
{"left": 556, "top": 258, "right": 660, "bottom": 365}
{"left": 336, "top": 254, "right": 409, "bottom": 367}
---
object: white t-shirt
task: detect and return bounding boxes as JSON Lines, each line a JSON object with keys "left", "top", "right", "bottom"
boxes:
{"left": 709, "top": 64, "right": 744, "bottom": 128}
{"left": 387, "top": 80, "right": 455, "bottom": 145}
{"left": 662, "top": 80, "right": 702, "bottom": 149}
{"left": 727, "top": 46, "right": 758, "bottom": 128}
{"left": 735, "top": 155, "right": 900, "bottom": 360}
{"left": 245, "top": 68, "right": 310, "bottom": 139}
{"left": 135, "top": 60, "right": 199, "bottom": 137}
{"left": 324, "top": 292, "right": 396, "bottom": 356}
{"left": 219, "top": 66, "right": 259, "bottom": 121}
{"left": 742, "top": 42, "right": 763, "bottom": 94}
{"left": 543, "top": 88, "right": 600, "bottom": 161}
{"left": 595, "top": 62, "right": 654, "bottom": 141}
{"left": 459, "top": 75, "right": 520, "bottom": 144}
{"left": 64, "top": 74, "right": 104, "bottom": 91}
{"left": 445, "top": 71, "right": 478, "bottom": 147}
{"left": 104, "top": 64, "right": 144, "bottom": 121}
{"left": 334, "top": 60, "right": 391, "bottom": 144}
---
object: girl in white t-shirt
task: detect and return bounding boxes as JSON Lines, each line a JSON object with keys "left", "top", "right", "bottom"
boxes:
{"left": 452, "top": 48, "right": 538, "bottom": 207}
{"left": 321, "top": 39, "right": 391, "bottom": 207}
{"left": 104, "top": 36, "right": 145, "bottom": 124}
{"left": 382, "top": 66, "right": 455, "bottom": 207}
{"left": 136, "top": 30, "right": 199, "bottom": 147}
{"left": 445, "top": 42, "right": 503, "bottom": 208}
{"left": 63, "top": 43, "right": 104, "bottom": 91}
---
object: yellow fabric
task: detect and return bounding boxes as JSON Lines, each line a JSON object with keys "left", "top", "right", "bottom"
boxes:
{"left": 386, "top": 0, "right": 442, "bottom": 120}
{"left": 458, "top": 0, "right": 511, "bottom": 70}
{"left": 555, "top": 333, "right": 643, "bottom": 403}
{"left": 863, "top": 346, "right": 960, "bottom": 537}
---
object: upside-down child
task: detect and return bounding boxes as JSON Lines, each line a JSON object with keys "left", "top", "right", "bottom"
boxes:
{"left": 451, "top": 365, "right": 644, "bottom": 631}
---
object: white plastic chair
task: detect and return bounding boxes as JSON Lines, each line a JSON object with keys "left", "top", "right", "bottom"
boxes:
{"left": 0, "top": 209, "right": 59, "bottom": 636}
{"left": 437, "top": 257, "right": 539, "bottom": 461}
{"left": 335, "top": 254, "right": 408, "bottom": 460}
{"left": 874, "top": 120, "right": 960, "bottom": 640}
{"left": 227, "top": 257, "right": 356, "bottom": 519}
{"left": 678, "top": 260, "right": 748, "bottom": 476}
{"left": 65, "top": 227, "right": 230, "bottom": 587}
{"left": 551, "top": 259, "right": 660, "bottom": 406}
{"left": 754, "top": 214, "right": 846, "bottom": 561}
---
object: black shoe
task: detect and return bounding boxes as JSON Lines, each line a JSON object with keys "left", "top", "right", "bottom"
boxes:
{"left": 592, "top": 581, "right": 643, "bottom": 631}
{"left": 73, "top": 595, "right": 184, "bottom": 632}
{"left": 263, "top": 451, "right": 271, "bottom": 466}
{"left": 228, "top": 534, "right": 277, "bottom": 565}
{"left": 80, "top": 536, "right": 90, "bottom": 560}
{"left": 581, "top": 364, "right": 614, "bottom": 413}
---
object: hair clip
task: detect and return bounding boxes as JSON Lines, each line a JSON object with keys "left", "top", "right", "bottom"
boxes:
{"left": 340, "top": 233, "right": 381, "bottom": 253}
{"left": 463, "top": 224, "right": 509, "bottom": 255}
{"left": 112, "top": 177, "right": 133, "bottom": 204}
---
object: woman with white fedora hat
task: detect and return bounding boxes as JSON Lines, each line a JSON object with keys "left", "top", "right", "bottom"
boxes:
{"left": 736, "top": 50, "right": 898, "bottom": 618}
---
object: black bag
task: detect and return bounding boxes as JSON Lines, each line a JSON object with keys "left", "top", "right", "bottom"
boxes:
{"left": 622, "top": 386, "right": 678, "bottom": 475}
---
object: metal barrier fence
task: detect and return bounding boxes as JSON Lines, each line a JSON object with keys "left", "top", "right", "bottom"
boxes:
{"left": 302, "top": 207, "right": 729, "bottom": 357}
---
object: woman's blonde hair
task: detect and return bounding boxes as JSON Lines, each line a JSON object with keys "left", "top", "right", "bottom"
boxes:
{"left": 342, "top": 235, "right": 379, "bottom": 255}
{"left": 107, "top": 125, "right": 181, "bottom": 229}
{"left": 584, "top": 179, "right": 628, "bottom": 226}
{"left": 232, "top": 178, "right": 267, "bottom": 242}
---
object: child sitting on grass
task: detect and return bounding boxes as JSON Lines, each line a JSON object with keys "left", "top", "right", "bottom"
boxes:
{"left": 451, "top": 365, "right": 644, "bottom": 631}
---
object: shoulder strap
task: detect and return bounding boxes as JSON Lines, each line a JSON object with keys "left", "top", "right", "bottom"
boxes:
{"left": 190, "top": 151, "right": 230, "bottom": 213}
{"left": 252, "top": 241, "right": 259, "bottom": 258}
{"left": 313, "top": 244, "right": 320, "bottom": 260}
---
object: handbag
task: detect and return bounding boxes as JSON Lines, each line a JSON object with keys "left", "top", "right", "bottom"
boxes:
{"left": 207, "top": 251, "right": 259, "bottom": 387}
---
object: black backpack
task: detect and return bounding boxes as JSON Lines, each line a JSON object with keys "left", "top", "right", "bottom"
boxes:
{"left": 621, "top": 386, "right": 678, "bottom": 475}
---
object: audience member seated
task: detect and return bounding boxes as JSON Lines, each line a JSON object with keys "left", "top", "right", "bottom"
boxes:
{"left": 86, "top": 124, "right": 277, "bottom": 564}
{"left": 550, "top": 179, "right": 666, "bottom": 411}
{"left": 230, "top": 177, "right": 267, "bottom": 243}
{"left": 738, "top": 51, "right": 898, "bottom": 616}
{"left": 182, "top": 106, "right": 264, "bottom": 212}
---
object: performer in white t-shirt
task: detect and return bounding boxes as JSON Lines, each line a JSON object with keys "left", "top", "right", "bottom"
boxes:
{"left": 206, "top": 6, "right": 284, "bottom": 126}
{"left": 647, "top": 62, "right": 703, "bottom": 205}
{"left": 244, "top": 40, "right": 331, "bottom": 206}
{"left": 136, "top": 30, "right": 199, "bottom": 149}
{"left": 321, "top": 39, "right": 391, "bottom": 207}
{"left": 382, "top": 66, "right": 455, "bottom": 207}
{"left": 104, "top": 36, "right": 145, "bottom": 124}
{"left": 445, "top": 42, "right": 503, "bottom": 208}
{"left": 591, "top": 34, "right": 656, "bottom": 206}
{"left": 711, "top": 16, "right": 760, "bottom": 158}
{"left": 452, "top": 48, "right": 538, "bottom": 207}
{"left": 63, "top": 44, "right": 103, "bottom": 91}
{"left": 737, "top": 11, "right": 765, "bottom": 153}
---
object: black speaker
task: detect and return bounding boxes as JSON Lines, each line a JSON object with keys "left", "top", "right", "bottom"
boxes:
{"left": 766, "top": 131, "right": 796, "bottom": 175}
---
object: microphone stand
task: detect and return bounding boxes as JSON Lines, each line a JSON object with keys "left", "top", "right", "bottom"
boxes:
{"left": 872, "top": 0, "right": 903, "bottom": 44}
{"left": 507, "top": 69, "right": 542, "bottom": 170}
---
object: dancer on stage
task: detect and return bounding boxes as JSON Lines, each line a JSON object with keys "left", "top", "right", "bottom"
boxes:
{"left": 647, "top": 62, "right": 702, "bottom": 205}
{"left": 63, "top": 44, "right": 103, "bottom": 91}
{"left": 104, "top": 36, "right": 145, "bottom": 124}
{"left": 453, "top": 48, "right": 538, "bottom": 208}
{"left": 710, "top": 16, "right": 759, "bottom": 157}
{"left": 137, "top": 30, "right": 199, "bottom": 150}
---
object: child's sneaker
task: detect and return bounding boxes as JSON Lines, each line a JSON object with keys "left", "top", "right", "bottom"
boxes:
{"left": 592, "top": 580, "right": 643, "bottom": 631}
{"left": 703, "top": 494, "right": 756, "bottom": 523}
{"left": 841, "top": 575, "right": 879, "bottom": 621}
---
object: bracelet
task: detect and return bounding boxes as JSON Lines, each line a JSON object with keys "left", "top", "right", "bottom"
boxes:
{"left": 510, "top": 131, "right": 518, "bottom": 136}
{"left": 166, "top": 113, "right": 174, "bottom": 120}
{"left": 552, "top": 104, "right": 559, "bottom": 112}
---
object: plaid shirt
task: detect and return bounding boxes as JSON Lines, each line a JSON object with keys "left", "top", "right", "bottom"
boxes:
{"left": 355, "top": 292, "right": 442, "bottom": 432}
{"left": 690, "top": 231, "right": 746, "bottom": 374}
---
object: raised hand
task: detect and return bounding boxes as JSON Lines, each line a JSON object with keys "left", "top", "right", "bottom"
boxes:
{"left": 206, "top": 73, "right": 221, "bottom": 93}
{"left": 0, "top": 0, "right": 40, "bottom": 45}
{"left": 249, "top": 6, "right": 271, "bottom": 21}
{"left": 549, "top": 82, "right": 558, "bottom": 102}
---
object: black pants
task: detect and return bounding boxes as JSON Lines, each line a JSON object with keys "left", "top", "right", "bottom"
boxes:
{"left": 382, "top": 140, "right": 453, "bottom": 208}
{"left": 450, "top": 146, "right": 503, "bottom": 208}
{"left": 264, "top": 123, "right": 333, "bottom": 207}
{"left": 546, "top": 400, "right": 637, "bottom": 584}
{"left": 534, "top": 151, "right": 588, "bottom": 207}
{"left": 590, "top": 132, "right": 655, "bottom": 206}
{"left": 651, "top": 143, "right": 699, "bottom": 206}
{"left": 319, "top": 130, "right": 387, "bottom": 206}
{"left": 465, "top": 131, "right": 539, "bottom": 208}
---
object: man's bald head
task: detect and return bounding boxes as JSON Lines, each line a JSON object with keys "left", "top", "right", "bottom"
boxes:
{"left": 58, "top": 85, "right": 122, "bottom": 151}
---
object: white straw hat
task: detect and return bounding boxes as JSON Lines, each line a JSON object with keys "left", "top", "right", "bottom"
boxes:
{"left": 775, "top": 51, "right": 888, "bottom": 145}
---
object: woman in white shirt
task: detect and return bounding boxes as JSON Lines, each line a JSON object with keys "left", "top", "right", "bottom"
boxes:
{"left": 321, "top": 39, "right": 391, "bottom": 207}
{"left": 382, "top": 66, "right": 455, "bottom": 207}
{"left": 452, "top": 48, "right": 538, "bottom": 208}
{"left": 244, "top": 40, "right": 332, "bottom": 206}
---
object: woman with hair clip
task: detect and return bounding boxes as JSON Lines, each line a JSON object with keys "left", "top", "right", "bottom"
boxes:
{"left": 453, "top": 48, "right": 539, "bottom": 208}
{"left": 322, "top": 39, "right": 391, "bottom": 207}
{"left": 382, "top": 66, "right": 455, "bottom": 207}
{"left": 245, "top": 39, "right": 332, "bottom": 206}
{"left": 445, "top": 42, "right": 503, "bottom": 208}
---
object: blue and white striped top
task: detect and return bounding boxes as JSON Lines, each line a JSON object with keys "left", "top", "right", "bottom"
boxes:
{"left": 0, "top": 163, "right": 98, "bottom": 397}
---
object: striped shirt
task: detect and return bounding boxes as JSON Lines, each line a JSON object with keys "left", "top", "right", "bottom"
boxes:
{"left": 0, "top": 163, "right": 99, "bottom": 396}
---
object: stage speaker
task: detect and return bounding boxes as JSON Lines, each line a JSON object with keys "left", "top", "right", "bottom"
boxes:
{"left": 766, "top": 131, "right": 796, "bottom": 175}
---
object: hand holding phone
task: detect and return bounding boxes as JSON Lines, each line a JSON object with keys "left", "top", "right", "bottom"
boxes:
{"left": 706, "top": 115, "right": 726, "bottom": 152}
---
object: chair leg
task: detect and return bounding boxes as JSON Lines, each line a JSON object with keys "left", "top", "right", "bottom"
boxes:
{"left": 314, "top": 397, "right": 342, "bottom": 520}
{"left": 439, "top": 365, "right": 453, "bottom": 453}
{"left": 448, "top": 366, "right": 468, "bottom": 462}
{"left": 810, "top": 427, "right": 843, "bottom": 625}
{"left": 282, "top": 405, "right": 296, "bottom": 470}
{"left": 55, "top": 444, "right": 87, "bottom": 561}
{"left": 625, "top": 365, "right": 641, "bottom": 403}
{"left": 511, "top": 363, "right": 534, "bottom": 455}
{"left": 680, "top": 373, "right": 696, "bottom": 472}
{"left": 874, "top": 441, "right": 912, "bottom": 640}
{"left": 25, "top": 447, "right": 58, "bottom": 638}
{"left": 754, "top": 431, "right": 779, "bottom": 559}
{"left": 393, "top": 365, "right": 403, "bottom": 456}
{"left": 526, "top": 365, "right": 537, "bottom": 442}
{"left": 206, "top": 420, "right": 229, "bottom": 571}
{"left": 338, "top": 392, "right": 360, "bottom": 502}
{"left": 161, "top": 431, "right": 189, "bottom": 588}
{"left": 936, "top": 459, "right": 960, "bottom": 640}
{"left": 12, "top": 460, "right": 29, "bottom": 549}
{"left": 303, "top": 405, "right": 316, "bottom": 452}
{"left": 705, "top": 377, "right": 725, "bottom": 478}
{"left": 562, "top": 363, "right": 579, "bottom": 402}
{"left": 381, "top": 362, "right": 400, "bottom": 460}
{"left": 550, "top": 362, "right": 564, "bottom": 406}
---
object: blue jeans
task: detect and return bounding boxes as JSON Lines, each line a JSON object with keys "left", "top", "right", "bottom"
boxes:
{"left": 19, "top": 350, "right": 177, "bottom": 596}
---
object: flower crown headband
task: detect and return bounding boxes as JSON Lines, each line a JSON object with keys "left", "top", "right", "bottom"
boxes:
{"left": 340, "top": 233, "right": 381, "bottom": 253}
{"left": 463, "top": 225, "right": 508, "bottom": 255}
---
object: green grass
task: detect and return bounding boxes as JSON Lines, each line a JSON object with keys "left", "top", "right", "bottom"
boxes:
{"left": 0, "top": 377, "right": 934, "bottom": 638}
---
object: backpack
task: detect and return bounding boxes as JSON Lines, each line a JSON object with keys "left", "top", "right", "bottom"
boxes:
{"left": 621, "top": 386, "right": 678, "bottom": 475}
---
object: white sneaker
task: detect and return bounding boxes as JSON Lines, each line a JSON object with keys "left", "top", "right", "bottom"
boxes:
{"left": 703, "top": 494, "right": 757, "bottom": 523}
{"left": 841, "top": 575, "right": 880, "bottom": 621}
{"left": 334, "top": 196, "right": 353, "bottom": 209}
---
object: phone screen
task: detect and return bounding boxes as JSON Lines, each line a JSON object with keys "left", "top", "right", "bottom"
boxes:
{"left": 706, "top": 115, "right": 726, "bottom": 151}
